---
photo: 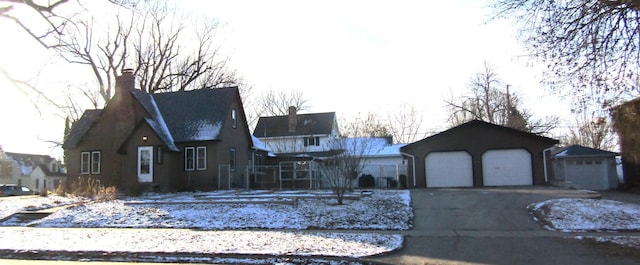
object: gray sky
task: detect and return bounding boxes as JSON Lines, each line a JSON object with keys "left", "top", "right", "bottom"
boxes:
{"left": 0, "top": 0, "right": 571, "bottom": 157}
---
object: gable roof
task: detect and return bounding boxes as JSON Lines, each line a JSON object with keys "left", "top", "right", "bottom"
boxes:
{"left": 552, "top": 145, "right": 619, "bottom": 158}
{"left": 153, "top": 88, "right": 239, "bottom": 143}
{"left": 401, "top": 119, "right": 558, "bottom": 151}
{"left": 253, "top": 112, "right": 336, "bottom": 138}
{"left": 62, "top": 110, "right": 103, "bottom": 149}
{"left": 63, "top": 87, "right": 248, "bottom": 151}
{"left": 4, "top": 152, "right": 65, "bottom": 176}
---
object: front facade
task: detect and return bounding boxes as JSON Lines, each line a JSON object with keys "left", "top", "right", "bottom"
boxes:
{"left": 252, "top": 107, "right": 341, "bottom": 189}
{"left": 63, "top": 70, "right": 254, "bottom": 192}
{"left": 401, "top": 120, "right": 559, "bottom": 188}
{"left": 550, "top": 145, "right": 619, "bottom": 190}
{"left": 0, "top": 150, "right": 66, "bottom": 192}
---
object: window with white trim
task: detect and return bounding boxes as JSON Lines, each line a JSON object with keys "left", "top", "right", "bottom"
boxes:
{"left": 304, "top": 136, "right": 320, "bottom": 146}
{"left": 91, "top": 151, "right": 101, "bottom": 174}
{"left": 196, "top": 146, "right": 207, "bottom": 170}
{"left": 81, "top": 152, "right": 90, "bottom": 174}
{"left": 231, "top": 108, "right": 237, "bottom": 129}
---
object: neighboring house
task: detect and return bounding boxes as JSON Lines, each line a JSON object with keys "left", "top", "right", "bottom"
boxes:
{"left": 400, "top": 120, "right": 559, "bottom": 188}
{"left": 252, "top": 107, "right": 342, "bottom": 189}
{"left": 550, "top": 145, "right": 619, "bottom": 190}
{"left": 611, "top": 97, "right": 640, "bottom": 188}
{"left": 343, "top": 137, "right": 407, "bottom": 188}
{"left": 0, "top": 148, "right": 66, "bottom": 192}
{"left": 63, "top": 70, "right": 255, "bottom": 192}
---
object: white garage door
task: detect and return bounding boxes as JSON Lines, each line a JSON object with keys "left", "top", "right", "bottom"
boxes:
{"left": 565, "top": 159, "right": 609, "bottom": 190}
{"left": 482, "top": 149, "right": 532, "bottom": 186}
{"left": 425, "top": 151, "right": 473, "bottom": 188}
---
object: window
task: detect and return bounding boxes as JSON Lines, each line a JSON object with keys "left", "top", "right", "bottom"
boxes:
{"left": 51, "top": 163, "right": 58, "bottom": 173}
{"left": 185, "top": 146, "right": 207, "bottom": 171}
{"left": 35, "top": 179, "right": 39, "bottom": 189}
{"left": 17, "top": 179, "right": 22, "bottom": 186}
{"left": 91, "top": 151, "right": 101, "bottom": 174}
{"left": 304, "top": 136, "right": 320, "bottom": 147}
{"left": 231, "top": 108, "right": 237, "bottom": 129}
{"left": 185, "top": 147, "right": 195, "bottom": 171}
{"left": 156, "top": 146, "right": 163, "bottom": 165}
{"left": 81, "top": 152, "right": 90, "bottom": 174}
{"left": 196, "top": 146, "right": 207, "bottom": 170}
{"left": 230, "top": 148, "right": 236, "bottom": 171}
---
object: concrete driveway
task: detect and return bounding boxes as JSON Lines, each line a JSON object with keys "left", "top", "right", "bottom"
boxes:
{"left": 373, "top": 187, "right": 640, "bottom": 265}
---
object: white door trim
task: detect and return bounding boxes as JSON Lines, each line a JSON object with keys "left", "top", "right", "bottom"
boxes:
{"left": 137, "top": 146, "right": 153, "bottom": 183}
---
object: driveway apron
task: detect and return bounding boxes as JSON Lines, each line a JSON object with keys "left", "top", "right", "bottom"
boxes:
{"left": 373, "top": 187, "right": 640, "bottom": 265}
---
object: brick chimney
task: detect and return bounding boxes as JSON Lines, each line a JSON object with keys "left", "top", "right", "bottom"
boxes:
{"left": 116, "top": 69, "right": 135, "bottom": 94}
{"left": 288, "top": 106, "right": 297, "bottom": 133}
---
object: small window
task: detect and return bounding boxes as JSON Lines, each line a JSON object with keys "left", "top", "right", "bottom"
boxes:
{"left": 35, "top": 179, "right": 39, "bottom": 189}
{"left": 185, "top": 147, "right": 195, "bottom": 171}
{"left": 231, "top": 109, "right": 237, "bottom": 129}
{"left": 51, "top": 163, "right": 58, "bottom": 172}
{"left": 230, "top": 148, "right": 236, "bottom": 171}
{"left": 81, "top": 152, "right": 90, "bottom": 174}
{"left": 304, "top": 136, "right": 320, "bottom": 147}
{"left": 91, "top": 151, "right": 101, "bottom": 174}
{"left": 156, "top": 146, "right": 163, "bottom": 165}
{"left": 586, "top": 161, "right": 593, "bottom": 165}
{"left": 577, "top": 161, "right": 583, "bottom": 165}
{"left": 595, "top": 161, "right": 602, "bottom": 165}
{"left": 196, "top": 146, "right": 207, "bottom": 170}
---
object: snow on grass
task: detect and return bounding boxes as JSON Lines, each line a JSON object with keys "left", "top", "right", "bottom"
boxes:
{"left": 0, "top": 228, "right": 402, "bottom": 258}
{"left": 0, "top": 195, "right": 85, "bottom": 219}
{"left": 0, "top": 190, "right": 409, "bottom": 260}
{"left": 528, "top": 198, "right": 640, "bottom": 232}
{"left": 30, "top": 190, "right": 412, "bottom": 230}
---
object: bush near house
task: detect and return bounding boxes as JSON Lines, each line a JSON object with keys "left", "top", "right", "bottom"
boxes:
{"left": 55, "top": 177, "right": 118, "bottom": 201}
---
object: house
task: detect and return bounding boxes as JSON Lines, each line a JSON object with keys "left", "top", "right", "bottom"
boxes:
{"left": 252, "top": 107, "right": 342, "bottom": 189}
{"left": 342, "top": 137, "right": 407, "bottom": 188}
{"left": 400, "top": 120, "right": 559, "bottom": 188}
{"left": 63, "top": 70, "right": 255, "bottom": 192}
{"left": 549, "top": 145, "right": 619, "bottom": 190}
{"left": 0, "top": 148, "right": 66, "bottom": 192}
{"left": 611, "top": 97, "right": 640, "bottom": 188}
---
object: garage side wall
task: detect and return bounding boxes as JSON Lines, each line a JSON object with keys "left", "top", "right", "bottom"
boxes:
{"left": 401, "top": 122, "right": 557, "bottom": 188}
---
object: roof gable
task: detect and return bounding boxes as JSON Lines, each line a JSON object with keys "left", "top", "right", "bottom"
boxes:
{"left": 62, "top": 109, "right": 103, "bottom": 149}
{"left": 152, "top": 87, "right": 239, "bottom": 142}
{"left": 254, "top": 112, "right": 337, "bottom": 138}
{"left": 131, "top": 90, "right": 179, "bottom": 151}
{"left": 402, "top": 119, "right": 558, "bottom": 150}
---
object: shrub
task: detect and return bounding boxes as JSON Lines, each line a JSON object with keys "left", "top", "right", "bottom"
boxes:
{"left": 55, "top": 176, "right": 119, "bottom": 201}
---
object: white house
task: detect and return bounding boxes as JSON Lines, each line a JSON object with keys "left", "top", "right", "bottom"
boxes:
{"left": 0, "top": 148, "right": 66, "bottom": 192}
{"left": 343, "top": 137, "right": 407, "bottom": 188}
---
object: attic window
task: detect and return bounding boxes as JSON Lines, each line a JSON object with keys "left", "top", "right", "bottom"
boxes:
{"left": 231, "top": 109, "right": 237, "bottom": 129}
{"left": 304, "top": 136, "right": 320, "bottom": 147}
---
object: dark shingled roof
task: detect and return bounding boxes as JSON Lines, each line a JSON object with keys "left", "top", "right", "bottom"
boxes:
{"left": 552, "top": 145, "right": 619, "bottom": 158}
{"left": 153, "top": 87, "right": 238, "bottom": 143}
{"left": 253, "top": 112, "right": 336, "bottom": 138}
{"left": 63, "top": 87, "right": 242, "bottom": 150}
{"left": 62, "top": 109, "right": 103, "bottom": 149}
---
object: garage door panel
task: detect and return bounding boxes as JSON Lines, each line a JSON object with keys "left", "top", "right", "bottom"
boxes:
{"left": 482, "top": 149, "right": 532, "bottom": 186}
{"left": 426, "top": 151, "right": 473, "bottom": 188}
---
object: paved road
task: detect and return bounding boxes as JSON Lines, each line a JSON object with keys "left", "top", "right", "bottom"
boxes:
{"left": 372, "top": 187, "right": 640, "bottom": 265}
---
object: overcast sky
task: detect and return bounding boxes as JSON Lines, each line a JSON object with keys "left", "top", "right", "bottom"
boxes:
{"left": 0, "top": 0, "right": 571, "bottom": 157}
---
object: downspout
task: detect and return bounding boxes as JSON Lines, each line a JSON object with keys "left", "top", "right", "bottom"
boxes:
{"left": 543, "top": 146, "right": 555, "bottom": 183}
{"left": 401, "top": 152, "right": 416, "bottom": 187}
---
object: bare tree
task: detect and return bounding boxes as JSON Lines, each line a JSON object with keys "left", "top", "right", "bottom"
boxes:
{"left": 491, "top": 0, "right": 640, "bottom": 108}
{"left": 0, "top": 0, "right": 70, "bottom": 49}
{"left": 386, "top": 103, "right": 425, "bottom": 144}
{"left": 340, "top": 112, "right": 390, "bottom": 138}
{"left": 445, "top": 62, "right": 558, "bottom": 134}
{"left": 562, "top": 111, "right": 618, "bottom": 151}
{"left": 248, "top": 88, "right": 311, "bottom": 130}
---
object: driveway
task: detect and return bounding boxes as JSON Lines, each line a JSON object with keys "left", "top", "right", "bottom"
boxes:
{"left": 373, "top": 187, "right": 640, "bottom": 265}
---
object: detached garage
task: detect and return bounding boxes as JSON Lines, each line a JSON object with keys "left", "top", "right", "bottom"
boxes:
{"left": 400, "top": 120, "right": 558, "bottom": 188}
{"left": 550, "top": 145, "right": 619, "bottom": 190}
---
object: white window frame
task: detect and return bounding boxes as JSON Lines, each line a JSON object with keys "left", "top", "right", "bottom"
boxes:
{"left": 196, "top": 146, "right": 207, "bottom": 170}
{"left": 91, "top": 151, "right": 101, "bottom": 174}
{"left": 231, "top": 108, "right": 237, "bottom": 129}
{"left": 81, "top": 152, "right": 90, "bottom": 174}
{"left": 185, "top": 147, "right": 195, "bottom": 171}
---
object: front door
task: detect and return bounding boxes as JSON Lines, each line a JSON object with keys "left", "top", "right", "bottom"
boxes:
{"left": 137, "top": 146, "right": 153, "bottom": 183}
